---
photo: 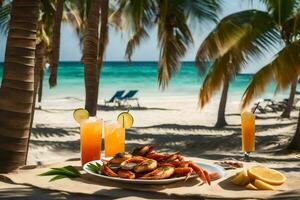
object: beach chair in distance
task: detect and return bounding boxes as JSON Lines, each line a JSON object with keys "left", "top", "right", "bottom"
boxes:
{"left": 104, "top": 90, "right": 125, "bottom": 106}
{"left": 119, "top": 90, "right": 140, "bottom": 107}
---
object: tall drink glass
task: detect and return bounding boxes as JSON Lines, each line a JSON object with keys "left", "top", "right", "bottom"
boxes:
{"left": 80, "top": 117, "right": 103, "bottom": 165}
{"left": 104, "top": 121, "right": 125, "bottom": 157}
{"left": 241, "top": 111, "right": 255, "bottom": 162}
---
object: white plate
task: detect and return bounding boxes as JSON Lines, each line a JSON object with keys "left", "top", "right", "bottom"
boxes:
{"left": 83, "top": 160, "right": 226, "bottom": 185}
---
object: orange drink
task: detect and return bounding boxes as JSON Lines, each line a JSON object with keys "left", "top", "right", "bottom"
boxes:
{"left": 80, "top": 118, "right": 103, "bottom": 165}
{"left": 104, "top": 121, "right": 125, "bottom": 157}
{"left": 241, "top": 111, "right": 255, "bottom": 153}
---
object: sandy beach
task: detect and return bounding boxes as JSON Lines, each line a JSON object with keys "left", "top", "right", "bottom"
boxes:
{"left": 28, "top": 96, "right": 300, "bottom": 172}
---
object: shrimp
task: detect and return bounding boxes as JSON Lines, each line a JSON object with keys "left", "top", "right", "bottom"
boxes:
{"left": 173, "top": 167, "right": 193, "bottom": 181}
{"left": 140, "top": 166, "right": 175, "bottom": 180}
{"left": 101, "top": 164, "right": 118, "bottom": 177}
{"left": 109, "top": 152, "right": 132, "bottom": 165}
{"left": 118, "top": 170, "right": 135, "bottom": 179}
{"left": 120, "top": 156, "right": 146, "bottom": 170}
{"left": 132, "top": 145, "right": 154, "bottom": 156}
{"left": 134, "top": 159, "right": 157, "bottom": 173}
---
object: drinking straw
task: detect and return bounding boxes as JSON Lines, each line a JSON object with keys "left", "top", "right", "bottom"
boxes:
{"left": 252, "top": 102, "right": 260, "bottom": 114}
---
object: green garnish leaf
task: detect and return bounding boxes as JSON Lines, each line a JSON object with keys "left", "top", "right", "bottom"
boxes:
{"left": 87, "top": 162, "right": 102, "bottom": 174}
{"left": 39, "top": 165, "right": 81, "bottom": 182}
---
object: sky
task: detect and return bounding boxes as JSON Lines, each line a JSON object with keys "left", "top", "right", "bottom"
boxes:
{"left": 0, "top": 0, "right": 281, "bottom": 73}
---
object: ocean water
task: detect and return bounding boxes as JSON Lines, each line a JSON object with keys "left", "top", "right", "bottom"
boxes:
{"left": 0, "top": 62, "right": 292, "bottom": 103}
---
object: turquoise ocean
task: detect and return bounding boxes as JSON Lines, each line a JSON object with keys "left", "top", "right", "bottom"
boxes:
{"left": 0, "top": 62, "right": 293, "bottom": 103}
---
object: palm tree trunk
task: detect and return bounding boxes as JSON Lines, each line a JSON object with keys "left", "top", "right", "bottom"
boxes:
{"left": 215, "top": 77, "right": 229, "bottom": 128}
{"left": 97, "top": 0, "right": 109, "bottom": 72}
{"left": 25, "top": 42, "right": 46, "bottom": 163}
{"left": 83, "top": 0, "right": 101, "bottom": 116}
{"left": 0, "top": 0, "right": 40, "bottom": 172}
{"left": 287, "top": 109, "right": 300, "bottom": 150}
{"left": 49, "top": 0, "right": 64, "bottom": 87}
{"left": 38, "top": 68, "right": 44, "bottom": 104}
{"left": 281, "top": 76, "right": 297, "bottom": 118}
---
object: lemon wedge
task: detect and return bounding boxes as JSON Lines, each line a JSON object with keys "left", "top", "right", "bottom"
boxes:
{"left": 117, "top": 111, "right": 134, "bottom": 128}
{"left": 246, "top": 183, "right": 258, "bottom": 190}
{"left": 73, "top": 108, "right": 89, "bottom": 123}
{"left": 254, "top": 179, "right": 275, "bottom": 190}
{"left": 248, "top": 166, "right": 286, "bottom": 185}
{"left": 231, "top": 170, "right": 250, "bottom": 186}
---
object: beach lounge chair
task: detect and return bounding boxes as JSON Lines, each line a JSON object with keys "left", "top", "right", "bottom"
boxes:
{"left": 118, "top": 90, "right": 140, "bottom": 107}
{"left": 104, "top": 90, "right": 125, "bottom": 106}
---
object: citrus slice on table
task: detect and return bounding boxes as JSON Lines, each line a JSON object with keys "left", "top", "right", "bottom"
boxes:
{"left": 73, "top": 108, "right": 89, "bottom": 123}
{"left": 117, "top": 111, "right": 134, "bottom": 128}
{"left": 248, "top": 166, "right": 286, "bottom": 185}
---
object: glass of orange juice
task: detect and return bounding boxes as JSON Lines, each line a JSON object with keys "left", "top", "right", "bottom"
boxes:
{"left": 104, "top": 121, "right": 125, "bottom": 157}
{"left": 80, "top": 117, "right": 103, "bottom": 165}
{"left": 241, "top": 110, "right": 255, "bottom": 162}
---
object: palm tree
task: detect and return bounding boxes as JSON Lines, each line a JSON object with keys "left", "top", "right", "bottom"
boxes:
{"left": 0, "top": 0, "right": 40, "bottom": 172}
{"left": 49, "top": 0, "right": 64, "bottom": 87}
{"left": 242, "top": 40, "right": 300, "bottom": 150}
{"left": 195, "top": 10, "right": 280, "bottom": 128}
{"left": 83, "top": 0, "right": 101, "bottom": 116}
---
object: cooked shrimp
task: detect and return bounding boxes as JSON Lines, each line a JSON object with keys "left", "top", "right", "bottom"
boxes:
{"left": 109, "top": 153, "right": 132, "bottom": 165}
{"left": 140, "top": 166, "right": 175, "bottom": 180}
{"left": 101, "top": 164, "right": 118, "bottom": 177}
{"left": 132, "top": 145, "right": 154, "bottom": 156}
{"left": 134, "top": 159, "right": 157, "bottom": 173}
{"left": 120, "top": 156, "right": 146, "bottom": 170}
{"left": 173, "top": 167, "right": 193, "bottom": 181}
{"left": 118, "top": 170, "right": 135, "bottom": 179}
{"left": 145, "top": 152, "right": 169, "bottom": 161}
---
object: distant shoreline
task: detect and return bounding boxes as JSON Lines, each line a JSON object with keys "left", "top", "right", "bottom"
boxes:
{"left": 0, "top": 61, "right": 255, "bottom": 75}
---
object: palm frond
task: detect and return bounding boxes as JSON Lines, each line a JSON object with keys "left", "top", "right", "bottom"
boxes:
{"left": 157, "top": 0, "right": 193, "bottom": 88}
{"left": 198, "top": 10, "right": 280, "bottom": 108}
{"left": 195, "top": 10, "right": 279, "bottom": 73}
{"left": 179, "top": 0, "right": 221, "bottom": 25}
{"left": 0, "top": 3, "right": 11, "bottom": 35}
{"left": 115, "top": 0, "right": 156, "bottom": 61}
{"left": 282, "top": 8, "right": 300, "bottom": 41}
{"left": 125, "top": 27, "right": 149, "bottom": 61}
{"left": 260, "top": 0, "right": 300, "bottom": 26}
{"left": 199, "top": 54, "right": 231, "bottom": 108}
{"left": 242, "top": 41, "right": 300, "bottom": 108}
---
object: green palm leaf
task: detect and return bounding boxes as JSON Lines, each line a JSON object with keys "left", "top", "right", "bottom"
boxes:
{"left": 115, "top": 0, "right": 156, "bottom": 61}
{"left": 0, "top": 3, "right": 10, "bottom": 35}
{"left": 197, "top": 10, "right": 280, "bottom": 108}
{"left": 39, "top": 165, "right": 81, "bottom": 182}
{"left": 242, "top": 41, "right": 300, "bottom": 108}
{"left": 196, "top": 10, "right": 279, "bottom": 73}
{"left": 157, "top": 0, "right": 193, "bottom": 88}
{"left": 260, "top": 0, "right": 300, "bottom": 26}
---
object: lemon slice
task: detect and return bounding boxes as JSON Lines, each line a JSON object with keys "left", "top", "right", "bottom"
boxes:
{"left": 248, "top": 166, "right": 286, "bottom": 185}
{"left": 73, "top": 108, "right": 89, "bottom": 123}
{"left": 117, "top": 111, "right": 134, "bottom": 128}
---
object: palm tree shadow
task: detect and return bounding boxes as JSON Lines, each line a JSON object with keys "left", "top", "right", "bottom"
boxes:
{"left": 31, "top": 124, "right": 79, "bottom": 138}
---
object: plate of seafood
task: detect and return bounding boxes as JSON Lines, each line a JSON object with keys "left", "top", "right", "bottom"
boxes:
{"left": 83, "top": 146, "right": 226, "bottom": 185}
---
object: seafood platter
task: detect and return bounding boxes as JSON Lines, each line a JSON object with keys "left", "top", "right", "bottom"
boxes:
{"left": 83, "top": 145, "right": 226, "bottom": 185}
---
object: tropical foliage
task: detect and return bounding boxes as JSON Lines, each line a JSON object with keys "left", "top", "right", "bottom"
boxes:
{"left": 195, "top": 9, "right": 280, "bottom": 127}
{"left": 115, "top": 0, "right": 220, "bottom": 88}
